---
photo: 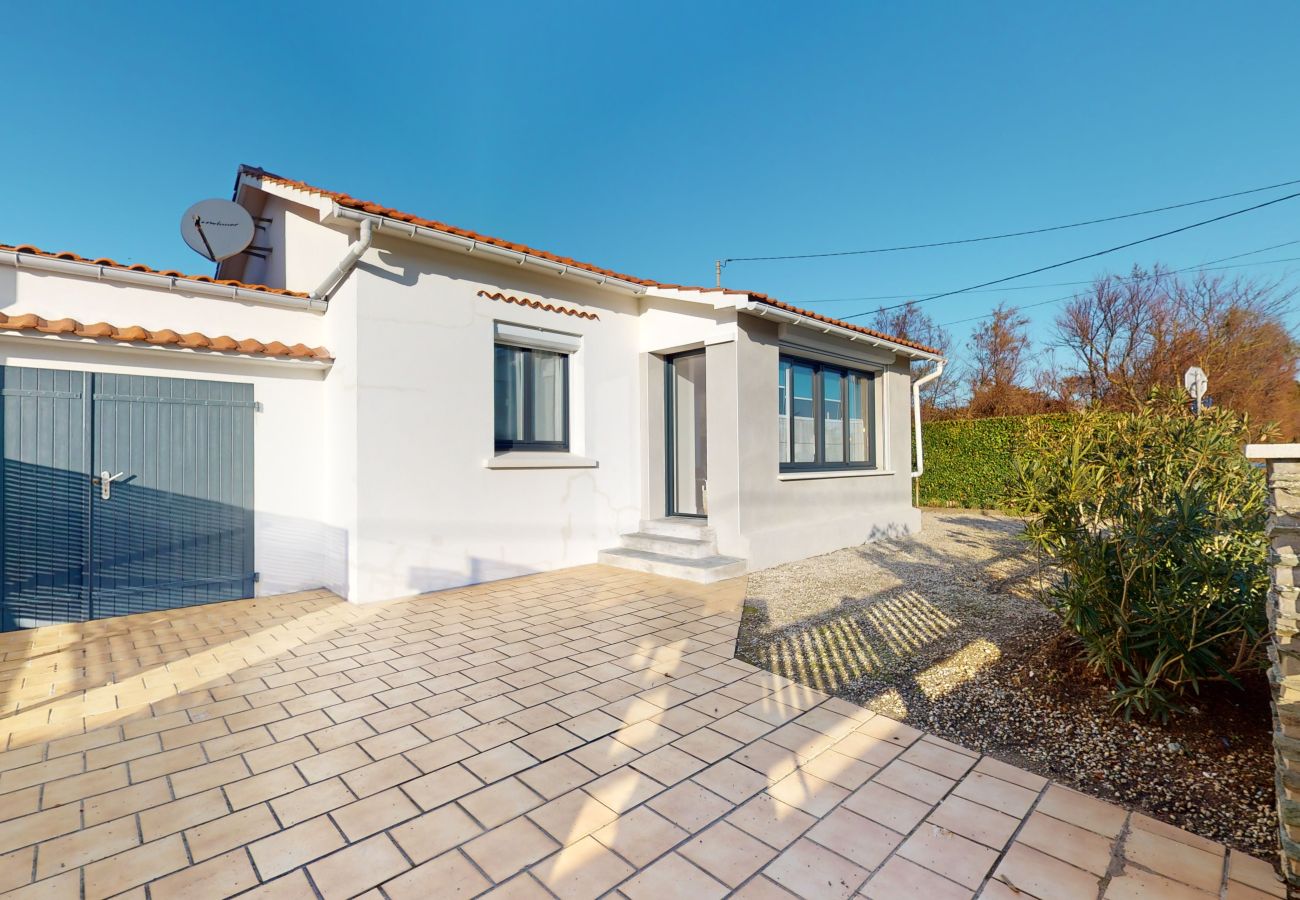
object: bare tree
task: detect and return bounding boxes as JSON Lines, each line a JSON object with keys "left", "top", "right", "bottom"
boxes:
{"left": 870, "top": 302, "right": 958, "bottom": 409}
{"left": 964, "top": 304, "right": 1053, "bottom": 417}
{"left": 1053, "top": 267, "right": 1300, "bottom": 437}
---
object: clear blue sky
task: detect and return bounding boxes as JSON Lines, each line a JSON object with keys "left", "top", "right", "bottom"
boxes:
{"left": 3, "top": 1, "right": 1298, "bottom": 357}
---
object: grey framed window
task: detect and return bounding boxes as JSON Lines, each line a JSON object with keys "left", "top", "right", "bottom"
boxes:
{"left": 778, "top": 355, "right": 877, "bottom": 471}
{"left": 495, "top": 344, "right": 569, "bottom": 451}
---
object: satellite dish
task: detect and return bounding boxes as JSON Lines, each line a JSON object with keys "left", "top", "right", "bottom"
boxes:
{"left": 180, "top": 199, "right": 254, "bottom": 262}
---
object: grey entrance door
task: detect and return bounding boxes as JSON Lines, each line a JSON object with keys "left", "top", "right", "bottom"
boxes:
{"left": 666, "top": 350, "right": 708, "bottom": 517}
{"left": 0, "top": 366, "right": 255, "bottom": 631}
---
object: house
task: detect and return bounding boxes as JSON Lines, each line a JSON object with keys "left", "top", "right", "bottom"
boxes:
{"left": 0, "top": 165, "right": 943, "bottom": 630}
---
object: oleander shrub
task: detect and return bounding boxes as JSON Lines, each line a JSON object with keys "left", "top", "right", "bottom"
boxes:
{"left": 1008, "top": 391, "right": 1271, "bottom": 719}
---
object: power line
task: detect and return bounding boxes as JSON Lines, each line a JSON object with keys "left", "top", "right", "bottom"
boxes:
{"left": 842, "top": 190, "right": 1300, "bottom": 319}
{"left": 720, "top": 177, "right": 1300, "bottom": 265}
{"left": 936, "top": 255, "right": 1300, "bottom": 328}
{"left": 794, "top": 238, "right": 1300, "bottom": 305}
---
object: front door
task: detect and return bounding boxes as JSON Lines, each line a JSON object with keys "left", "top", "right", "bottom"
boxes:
{"left": 666, "top": 350, "right": 707, "bottom": 517}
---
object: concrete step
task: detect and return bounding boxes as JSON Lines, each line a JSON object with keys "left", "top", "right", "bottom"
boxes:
{"left": 596, "top": 547, "right": 747, "bottom": 584}
{"left": 638, "top": 517, "right": 715, "bottom": 541}
{"left": 619, "top": 531, "right": 717, "bottom": 559}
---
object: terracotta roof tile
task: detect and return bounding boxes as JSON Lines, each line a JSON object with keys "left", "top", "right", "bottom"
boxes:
{"left": 0, "top": 242, "right": 309, "bottom": 299}
{"left": 243, "top": 166, "right": 941, "bottom": 357}
{"left": 477, "top": 290, "right": 599, "bottom": 320}
{"left": 0, "top": 313, "right": 330, "bottom": 361}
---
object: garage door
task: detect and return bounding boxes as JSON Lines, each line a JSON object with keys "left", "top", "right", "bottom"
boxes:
{"left": 0, "top": 366, "right": 255, "bottom": 631}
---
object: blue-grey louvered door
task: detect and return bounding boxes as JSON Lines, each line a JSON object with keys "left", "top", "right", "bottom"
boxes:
{"left": 0, "top": 366, "right": 254, "bottom": 630}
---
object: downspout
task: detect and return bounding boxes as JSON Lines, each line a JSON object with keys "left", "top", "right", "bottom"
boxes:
{"left": 911, "top": 360, "right": 946, "bottom": 479}
{"left": 311, "top": 219, "right": 373, "bottom": 301}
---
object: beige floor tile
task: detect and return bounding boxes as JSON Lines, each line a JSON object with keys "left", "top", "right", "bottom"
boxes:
{"left": 801, "top": 748, "right": 878, "bottom": 790}
{"left": 532, "top": 835, "right": 635, "bottom": 900}
{"left": 35, "top": 816, "right": 138, "bottom": 879}
{"left": 673, "top": 727, "right": 743, "bottom": 764}
{"left": 898, "top": 822, "right": 1000, "bottom": 890}
{"left": 567, "top": 735, "right": 641, "bottom": 775}
{"left": 271, "top": 777, "right": 357, "bottom": 827}
{"left": 901, "top": 740, "right": 978, "bottom": 780}
{"left": 693, "top": 758, "right": 769, "bottom": 805}
{"left": 630, "top": 745, "right": 707, "bottom": 786}
{"left": 517, "top": 755, "right": 595, "bottom": 801}
{"left": 584, "top": 766, "right": 664, "bottom": 814}
{"left": 459, "top": 776, "right": 544, "bottom": 828}
{"left": 332, "top": 786, "right": 420, "bottom": 841}
{"left": 952, "top": 770, "right": 1039, "bottom": 818}
{"left": 0, "top": 805, "right": 82, "bottom": 855}
{"left": 874, "top": 759, "right": 955, "bottom": 805}
{"left": 1123, "top": 826, "right": 1225, "bottom": 892}
{"left": 307, "top": 834, "right": 411, "bottom": 900}
{"left": 462, "top": 816, "right": 561, "bottom": 883}
{"left": 592, "top": 805, "right": 688, "bottom": 867}
{"left": 619, "top": 852, "right": 729, "bottom": 900}
{"left": 248, "top": 815, "right": 346, "bottom": 880}
{"left": 767, "top": 770, "right": 849, "bottom": 817}
{"left": 138, "top": 787, "right": 229, "bottom": 841}
{"left": 402, "top": 762, "right": 483, "bottom": 810}
{"left": 391, "top": 802, "right": 483, "bottom": 864}
{"left": 649, "top": 780, "right": 736, "bottom": 833}
{"left": 679, "top": 821, "right": 778, "bottom": 887}
{"left": 928, "top": 794, "right": 1021, "bottom": 850}
{"left": 149, "top": 848, "right": 259, "bottom": 900}
{"left": 1104, "top": 870, "right": 1216, "bottom": 900}
{"left": 861, "top": 856, "right": 973, "bottom": 900}
{"left": 1228, "top": 849, "right": 1286, "bottom": 896}
{"left": 464, "top": 743, "right": 538, "bottom": 782}
{"left": 1018, "top": 810, "right": 1116, "bottom": 875}
{"left": 764, "top": 836, "right": 868, "bottom": 900}
{"left": 805, "top": 806, "right": 901, "bottom": 869}
{"left": 529, "top": 789, "right": 620, "bottom": 845}
{"left": 727, "top": 793, "right": 817, "bottom": 850}
{"left": 513, "top": 725, "right": 584, "bottom": 761}
{"left": 993, "top": 842, "right": 1104, "bottom": 900}
{"left": 185, "top": 804, "right": 280, "bottom": 862}
{"left": 0, "top": 846, "right": 34, "bottom": 894}
{"left": 341, "top": 754, "right": 420, "bottom": 798}
{"left": 972, "top": 755, "right": 1047, "bottom": 791}
{"left": 82, "top": 835, "right": 188, "bottom": 900}
{"left": 1034, "top": 783, "right": 1126, "bottom": 838}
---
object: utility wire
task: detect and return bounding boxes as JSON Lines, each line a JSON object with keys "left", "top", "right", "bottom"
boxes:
{"left": 937, "top": 255, "right": 1300, "bottom": 328}
{"left": 841, "top": 190, "right": 1300, "bottom": 319}
{"left": 795, "top": 238, "right": 1300, "bottom": 305}
{"left": 720, "top": 177, "right": 1300, "bottom": 265}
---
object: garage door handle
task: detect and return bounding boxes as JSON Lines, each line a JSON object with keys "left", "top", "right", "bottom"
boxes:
{"left": 95, "top": 471, "right": 125, "bottom": 500}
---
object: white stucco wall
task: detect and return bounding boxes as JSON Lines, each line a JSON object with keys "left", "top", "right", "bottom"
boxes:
{"left": 343, "top": 236, "right": 725, "bottom": 601}
{"left": 0, "top": 267, "right": 339, "bottom": 599}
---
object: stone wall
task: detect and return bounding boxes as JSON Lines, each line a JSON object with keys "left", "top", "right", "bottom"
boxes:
{"left": 1253, "top": 446, "right": 1300, "bottom": 888}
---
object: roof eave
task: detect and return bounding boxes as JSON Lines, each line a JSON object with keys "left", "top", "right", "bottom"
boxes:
{"left": 736, "top": 297, "right": 946, "bottom": 362}
{"left": 325, "top": 204, "right": 650, "bottom": 296}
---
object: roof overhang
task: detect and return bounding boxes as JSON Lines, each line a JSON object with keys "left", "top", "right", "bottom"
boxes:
{"left": 324, "top": 204, "right": 650, "bottom": 296}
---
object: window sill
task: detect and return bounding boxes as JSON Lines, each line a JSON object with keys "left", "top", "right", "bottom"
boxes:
{"left": 485, "top": 451, "right": 598, "bottom": 470}
{"left": 778, "top": 468, "right": 894, "bottom": 481}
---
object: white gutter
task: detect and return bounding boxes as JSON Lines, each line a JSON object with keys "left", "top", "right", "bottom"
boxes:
{"left": 311, "top": 219, "right": 373, "bottom": 301}
{"left": 330, "top": 205, "right": 649, "bottom": 296}
{"left": 911, "top": 361, "right": 946, "bottom": 479}
{"left": 0, "top": 247, "right": 328, "bottom": 312}
{"left": 736, "top": 299, "right": 944, "bottom": 363}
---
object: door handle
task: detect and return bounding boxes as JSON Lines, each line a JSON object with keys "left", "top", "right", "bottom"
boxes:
{"left": 95, "top": 471, "right": 125, "bottom": 501}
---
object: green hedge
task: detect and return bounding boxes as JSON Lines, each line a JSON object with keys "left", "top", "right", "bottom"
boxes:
{"left": 916, "top": 413, "right": 1076, "bottom": 508}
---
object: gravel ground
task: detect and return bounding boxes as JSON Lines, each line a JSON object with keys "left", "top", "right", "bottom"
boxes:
{"left": 737, "top": 509, "right": 1275, "bottom": 859}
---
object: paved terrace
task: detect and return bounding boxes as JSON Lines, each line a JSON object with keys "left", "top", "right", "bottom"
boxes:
{"left": 0, "top": 566, "right": 1283, "bottom": 899}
